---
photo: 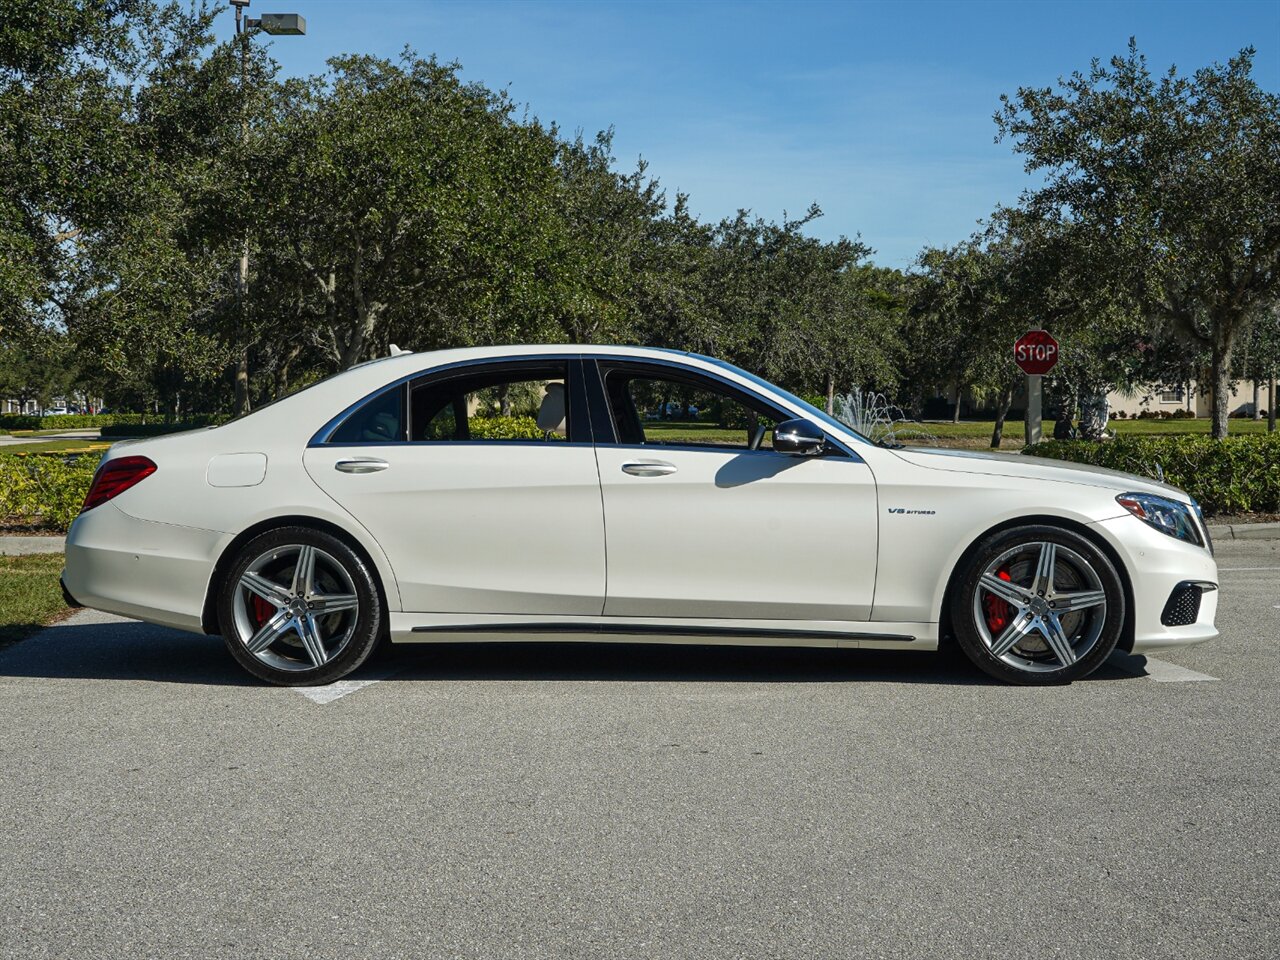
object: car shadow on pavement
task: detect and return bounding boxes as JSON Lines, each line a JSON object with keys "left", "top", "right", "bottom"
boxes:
{"left": 0, "top": 619, "right": 1143, "bottom": 687}
{"left": 0, "top": 620, "right": 255, "bottom": 686}
{"left": 377, "top": 642, "right": 1141, "bottom": 686}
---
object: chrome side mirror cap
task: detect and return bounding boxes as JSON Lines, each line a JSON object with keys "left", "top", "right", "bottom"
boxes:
{"left": 773, "top": 418, "right": 827, "bottom": 456}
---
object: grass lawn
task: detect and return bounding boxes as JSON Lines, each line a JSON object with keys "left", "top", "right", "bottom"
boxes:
{"left": 0, "top": 439, "right": 111, "bottom": 455}
{"left": 643, "top": 422, "right": 755, "bottom": 445}
{"left": 909, "top": 417, "right": 1277, "bottom": 449}
{"left": 642, "top": 416, "right": 1277, "bottom": 450}
{"left": 0, "top": 553, "right": 69, "bottom": 650}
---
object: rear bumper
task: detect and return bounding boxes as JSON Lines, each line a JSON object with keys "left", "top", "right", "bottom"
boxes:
{"left": 1091, "top": 515, "right": 1219, "bottom": 652}
{"left": 62, "top": 503, "right": 225, "bottom": 634}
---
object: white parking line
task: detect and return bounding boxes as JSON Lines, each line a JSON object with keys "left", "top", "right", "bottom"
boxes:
{"left": 1140, "top": 657, "right": 1218, "bottom": 682}
{"left": 293, "top": 667, "right": 398, "bottom": 704}
{"left": 1108, "top": 651, "right": 1217, "bottom": 682}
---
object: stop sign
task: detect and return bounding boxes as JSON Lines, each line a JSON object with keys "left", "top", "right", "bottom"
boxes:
{"left": 1014, "top": 330, "right": 1059, "bottom": 375}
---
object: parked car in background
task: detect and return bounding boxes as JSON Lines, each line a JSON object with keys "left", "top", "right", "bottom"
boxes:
{"left": 62, "top": 345, "right": 1218, "bottom": 687}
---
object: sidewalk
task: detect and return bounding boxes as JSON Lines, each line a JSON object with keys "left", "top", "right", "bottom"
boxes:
{"left": 0, "top": 536, "right": 66, "bottom": 555}
{"left": 0, "top": 429, "right": 102, "bottom": 447}
{"left": 1207, "top": 522, "right": 1280, "bottom": 541}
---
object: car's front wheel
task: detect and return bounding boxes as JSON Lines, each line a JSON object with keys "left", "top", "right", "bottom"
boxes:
{"left": 951, "top": 525, "right": 1125, "bottom": 684}
{"left": 218, "top": 526, "right": 384, "bottom": 686}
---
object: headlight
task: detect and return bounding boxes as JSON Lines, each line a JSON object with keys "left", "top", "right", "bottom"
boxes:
{"left": 1116, "top": 492, "right": 1204, "bottom": 547}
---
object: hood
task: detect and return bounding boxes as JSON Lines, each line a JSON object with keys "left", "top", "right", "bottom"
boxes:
{"left": 890, "top": 446, "right": 1191, "bottom": 502}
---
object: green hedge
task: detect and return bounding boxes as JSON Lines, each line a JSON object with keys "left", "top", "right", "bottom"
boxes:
{"left": 0, "top": 413, "right": 227, "bottom": 431}
{"left": 99, "top": 421, "right": 222, "bottom": 438}
{"left": 0, "top": 413, "right": 136, "bottom": 430}
{"left": 0, "top": 453, "right": 100, "bottom": 530}
{"left": 468, "top": 415, "right": 548, "bottom": 440}
{"left": 1024, "top": 435, "right": 1280, "bottom": 514}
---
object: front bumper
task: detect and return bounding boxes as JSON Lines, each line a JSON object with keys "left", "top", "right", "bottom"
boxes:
{"left": 1091, "top": 514, "right": 1219, "bottom": 652}
{"left": 62, "top": 502, "right": 225, "bottom": 635}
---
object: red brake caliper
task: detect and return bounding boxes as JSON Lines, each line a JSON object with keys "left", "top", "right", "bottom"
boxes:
{"left": 983, "top": 568, "right": 1013, "bottom": 633}
{"left": 250, "top": 594, "right": 275, "bottom": 628}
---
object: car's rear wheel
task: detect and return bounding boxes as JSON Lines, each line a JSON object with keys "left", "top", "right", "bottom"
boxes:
{"left": 218, "top": 526, "right": 383, "bottom": 686}
{"left": 951, "top": 525, "right": 1124, "bottom": 684}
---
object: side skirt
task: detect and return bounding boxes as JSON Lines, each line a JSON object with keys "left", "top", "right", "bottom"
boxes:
{"left": 389, "top": 613, "right": 939, "bottom": 651}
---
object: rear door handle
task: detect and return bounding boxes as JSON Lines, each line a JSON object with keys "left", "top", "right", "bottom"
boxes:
{"left": 335, "top": 458, "right": 389, "bottom": 474}
{"left": 621, "top": 460, "right": 677, "bottom": 477}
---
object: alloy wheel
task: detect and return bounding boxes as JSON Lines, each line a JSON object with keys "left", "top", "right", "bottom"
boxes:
{"left": 971, "top": 541, "right": 1108, "bottom": 673}
{"left": 230, "top": 543, "right": 360, "bottom": 672}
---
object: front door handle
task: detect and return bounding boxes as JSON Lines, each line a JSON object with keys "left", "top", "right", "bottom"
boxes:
{"left": 335, "top": 458, "right": 389, "bottom": 474}
{"left": 621, "top": 460, "right": 677, "bottom": 477}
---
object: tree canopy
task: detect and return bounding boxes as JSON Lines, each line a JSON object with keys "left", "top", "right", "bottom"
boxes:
{"left": 1, "top": 8, "right": 1276, "bottom": 442}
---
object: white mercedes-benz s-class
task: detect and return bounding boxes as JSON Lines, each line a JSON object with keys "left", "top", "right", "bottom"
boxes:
{"left": 62, "top": 345, "right": 1218, "bottom": 686}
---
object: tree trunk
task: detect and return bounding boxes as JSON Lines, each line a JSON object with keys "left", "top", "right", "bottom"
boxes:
{"left": 1210, "top": 337, "right": 1233, "bottom": 440}
{"left": 1270, "top": 367, "right": 1277, "bottom": 433}
{"left": 952, "top": 382, "right": 962, "bottom": 423}
{"left": 337, "top": 301, "right": 383, "bottom": 371}
{"left": 825, "top": 373, "right": 835, "bottom": 416}
{"left": 990, "top": 383, "right": 1015, "bottom": 448}
{"left": 1078, "top": 387, "right": 1109, "bottom": 441}
{"left": 274, "top": 343, "right": 302, "bottom": 400}
{"left": 1253, "top": 380, "right": 1261, "bottom": 420}
{"left": 233, "top": 351, "right": 251, "bottom": 416}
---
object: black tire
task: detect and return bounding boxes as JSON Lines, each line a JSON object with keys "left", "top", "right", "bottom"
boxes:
{"left": 950, "top": 524, "right": 1125, "bottom": 685}
{"left": 217, "top": 525, "right": 385, "bottom": 686}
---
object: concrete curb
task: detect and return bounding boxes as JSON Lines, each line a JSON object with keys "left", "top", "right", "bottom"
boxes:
{"left": 0, "top": 536, "right": 66, "bottom": 555}
{"left": 1207, "top": 522, "right": 1280, "bottom": 541}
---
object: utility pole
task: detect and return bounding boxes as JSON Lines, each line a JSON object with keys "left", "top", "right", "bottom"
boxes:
{"left": 228, "top": 1, "right": 306, "bottom": 415}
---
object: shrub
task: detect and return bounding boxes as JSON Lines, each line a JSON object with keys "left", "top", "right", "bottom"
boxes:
{"left": 99, "top": 421, "right": 222, "bottom": 438}
{"left": 1023, "top": 435, "right": 1280, "bottom": 514}
{"left": 468, "top": 415, "right": 545, "bottom": 440}
{"left": 0, "top": 453, "right": 100, "bottom": 530}
{"left": 800, "top": 393, "right": 828, "bottom": 412}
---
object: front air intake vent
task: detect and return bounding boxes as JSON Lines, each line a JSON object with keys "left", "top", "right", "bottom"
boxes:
{"left": 1160, "top": 582, "right": 1203, "bottom": 627}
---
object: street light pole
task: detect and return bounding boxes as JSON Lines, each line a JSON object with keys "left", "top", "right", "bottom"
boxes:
{"left": 227, "top": 1, "right": 306, "bottom": 415}
{"left": 233, "top": 1, "right": 251, "bottom": 415}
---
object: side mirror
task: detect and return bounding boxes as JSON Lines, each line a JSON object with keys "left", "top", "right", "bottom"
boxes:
{"left": 773, "top": 418, "right": 827, "bottom": 456}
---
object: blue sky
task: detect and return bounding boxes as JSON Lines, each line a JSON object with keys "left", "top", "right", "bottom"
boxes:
{"left": 216, "top": 0, "right": 1279, "bottom": 268}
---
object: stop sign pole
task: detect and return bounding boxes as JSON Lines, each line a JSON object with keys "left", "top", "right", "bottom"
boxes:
{"left": 1014, "top": 329, "right": 1059, "bottom": 445}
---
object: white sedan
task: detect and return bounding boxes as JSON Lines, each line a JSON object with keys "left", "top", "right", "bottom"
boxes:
{"left": 62, "top": 345, "right": 1218, "bottom": 686}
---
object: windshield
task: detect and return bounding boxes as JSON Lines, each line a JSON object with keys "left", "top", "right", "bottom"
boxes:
{"left": 701, "top": 356, "right": 872, "bottom": 444}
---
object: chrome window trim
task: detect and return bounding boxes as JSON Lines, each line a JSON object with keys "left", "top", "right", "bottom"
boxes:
{"left": 309, "top": 349, "right": 863, "bottom": 463}
{"left": 585, "top": 354, "right": 863, "bottom": 462}
{"left": 308, "top": 353, "right": 582, "bottom": 448}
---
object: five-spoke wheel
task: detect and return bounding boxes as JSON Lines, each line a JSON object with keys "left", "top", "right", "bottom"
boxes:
{"left": 952, "top": 526, "right": 1124, "bottom": 684}
{"left": 219, "top": 527, "right": 383, "bottom": 685}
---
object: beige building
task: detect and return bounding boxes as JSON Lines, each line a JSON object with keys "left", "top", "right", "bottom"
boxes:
{"left": 1106, "top": 380, "right": 1274, "bottom": 418}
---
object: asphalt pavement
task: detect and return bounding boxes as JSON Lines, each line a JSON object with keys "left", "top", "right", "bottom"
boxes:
{"left": 0, "top": 541, "right": 1276, "bottom": 959}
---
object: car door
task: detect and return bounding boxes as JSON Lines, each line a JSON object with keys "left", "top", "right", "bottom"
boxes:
{"left": 588, "top": 359, "right": 878, "bottom": 622}
{"left": 303, "top": 357, "right": 606, "bottom": 616}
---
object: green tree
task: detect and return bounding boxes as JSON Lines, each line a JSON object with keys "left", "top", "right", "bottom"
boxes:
{"left": 259, "top": 53, "right": 572, "bottom": 373}
{"left": 997, "top": 41, "right": 1280, "bottom": 438}
{"left": 0, "top": 320, "right": 75, "bottom": 412}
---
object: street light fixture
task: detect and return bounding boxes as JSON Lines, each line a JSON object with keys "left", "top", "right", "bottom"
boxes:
{"left": 228, "top": 0, "right": 305, "bottom": 414}
{"left": 231, "top": 0, "right": 306, "bottom": 38}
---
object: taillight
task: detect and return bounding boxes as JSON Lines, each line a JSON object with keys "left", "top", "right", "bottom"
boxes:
{"left": 81, "top": 456, "right": 157, "bottom": 513}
